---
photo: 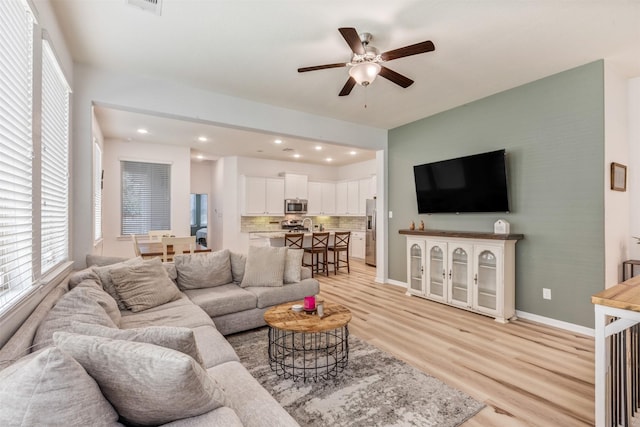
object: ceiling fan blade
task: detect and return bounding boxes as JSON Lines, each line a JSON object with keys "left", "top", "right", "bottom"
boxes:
{"left": 380, "top": 40, "right": 435, "bottom": 61}
{"left": 338, "top": 77, "right": 356, "bottom": 96}
{"left": 338, "top": 27, "right": 365, "bottom": 55}
{"left": 298, "top": 63, "right": 347, "bottom": 73}
{"left": 379, "top": 66, "right": 414, "bottom": 88}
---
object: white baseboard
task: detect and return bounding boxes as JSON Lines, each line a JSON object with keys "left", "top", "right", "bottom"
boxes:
{"left": 384, "top": 279, "right": 407, "bottom": 288}
{"left": 516, "top": 310, "right": 594, "bottom": 337}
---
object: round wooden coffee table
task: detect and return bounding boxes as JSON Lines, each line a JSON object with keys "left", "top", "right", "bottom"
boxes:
{"left": 264, "top": 301, "right": 351, "bottom": 381}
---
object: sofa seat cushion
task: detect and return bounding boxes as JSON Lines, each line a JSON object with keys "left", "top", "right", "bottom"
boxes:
{"left": 207, "top": 361, "right": 299, "bottom": 427}
{"left": 0, "top": 347, "right": 121, "bottom": 427}
{"left": 184, "top": 284, "right": 257, "bottom": 318}
{"left": 159, "top": 406, "right": 243, "bottom": 427}
{"left": 119, "top": 296, "right": 215, "bottom": 330}
{"left": 246, "top": 278, "right": 320, "bottom": 309}
{"left": 191, "top": 325, "right": 240, "bottom": 368}
{"left": 32, "top": 286, "right": 119, "bottom": 352}
{"left": 54, "top": 332, "right": 225, "bottom": 427}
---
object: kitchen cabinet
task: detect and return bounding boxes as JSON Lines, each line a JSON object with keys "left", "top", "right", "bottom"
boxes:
{"left": 336, "top": 180, "right": 360, "bottom": 215}
{"left": 307, "top": 181, "right": 335, "bottom": 215}
{"left": 403, "top": 231, "right": 522, "bottom": 323}
{"left": 358, "top": 177, "right": 372, "bottom": 215}
{"left": 350, "top": 231, "right": 365, "bottom": 259}
{"left": 242, "top": 176, "right": 284, "bottom": 215}
{"left": 284, "top": 173, "right": 308, "bottom": 200}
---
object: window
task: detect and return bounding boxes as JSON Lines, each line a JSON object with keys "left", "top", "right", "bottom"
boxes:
{"left": 94, "top": 141, "right": 102, "bottom": 241}
{"left": 190, "top": 193, "right": 208, "bottom": 228}
{"left": 121, "top": 161, "right": 171, "bottom": 235}
{"left": 0, "top": 0, "right": 35, "bottom": 308}
{"left": 40, "top": 40, "right": 70, "bottom": 274}
{"left": 0, "top": 0, "right": 71, "bottom": 313}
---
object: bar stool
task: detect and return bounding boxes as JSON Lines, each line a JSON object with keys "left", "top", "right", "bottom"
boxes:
{"left": 303, "top": 232, "right": 329, "bottom": 277}
{"left": 284, "top": 233, "right": 304, "bottom": 249}
{"left": 328, "top": 231, "right": 350, "bottom": 274}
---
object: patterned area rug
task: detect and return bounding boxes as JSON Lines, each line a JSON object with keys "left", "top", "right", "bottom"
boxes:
{"left": 226, "top": 328, "right": 484, "bottom": 427}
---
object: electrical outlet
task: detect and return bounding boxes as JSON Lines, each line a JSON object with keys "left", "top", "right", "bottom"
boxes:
{"left": 543, "top": 288, "right": 551, "bottom": 300}
{"left": 388, "top": 211, "right": 393, "bottom": 219}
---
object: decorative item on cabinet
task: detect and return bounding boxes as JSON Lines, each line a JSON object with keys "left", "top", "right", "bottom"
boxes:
{"left": 409, "top": 221, "right": 415, "bottom": 230}
{"left": 493, "top": 219, "right": 510, "bottom": 234}
{"left": 418, "top": 220, "right": 424, "bottom": 231}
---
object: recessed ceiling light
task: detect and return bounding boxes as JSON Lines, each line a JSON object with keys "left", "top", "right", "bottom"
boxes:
{"left": 274, "top": 139, "right": 283, "bottom": 144}
{"left": 137, "top": 128, "right": 148, "bottom": 134}
{"left": 350, "top": 150, "right": 357, "bottom": 155}
{"left": 197, "top": 154, "right": 204, "bottom": 160}
{"left": 198, "top": 136, "right": 208, "bottom": 142}
{"left": 326, "top": 157, "right": 333, "bottom": 162}
{"left": 293, "top": 154, "right": 301, "bottom": 159}
{"left": 315, "top": 146, "right": 322, "bottom": 151}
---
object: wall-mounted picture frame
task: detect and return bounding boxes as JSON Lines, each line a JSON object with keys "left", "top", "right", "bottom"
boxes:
{"left": 611, "top": 162, "right": 627, "bottom": 192}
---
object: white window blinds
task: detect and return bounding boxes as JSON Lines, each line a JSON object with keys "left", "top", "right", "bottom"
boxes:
{"left": 0, "top": 0, "right": 34, "bottom": 306}
{"left": 40, "top": 40, "right": 70, "bottom": 274}
{"left": 94, "top": 141, "right": 102, "bottom": 241}
{"left": 121, "top": 161, "right": 171, "bottom": 235}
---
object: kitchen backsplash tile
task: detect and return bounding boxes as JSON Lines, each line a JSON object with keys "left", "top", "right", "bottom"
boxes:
{"left": 240, "top": 216, "right": 366, "bottom": 232}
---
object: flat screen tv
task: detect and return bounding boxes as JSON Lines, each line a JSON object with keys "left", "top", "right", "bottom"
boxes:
{"left": 413, "top": 149, "right": 510, "bottom": 214}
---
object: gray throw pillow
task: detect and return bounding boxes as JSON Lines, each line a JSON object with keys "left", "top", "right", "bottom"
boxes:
{"left": 284, "top": 249, "right": 304, "bottom": 283}
{"left": 174, "top": 250, "right": 233, "bottom": 289}
{"left": 109, "top": 257, "right": 181, "bottom": 312}
{"left": 0, "top": 347, "right": 121, "bottom": 426}
{"left": 68, "top": 322, "right": 205, "bottom": 367}
{"left": 229, "top": 251, "right": 246, "bottom": 283}
{"left": 92, "top": 257, "right": 143, "bottom": 310}
{"left": 240, "top": 246, "right": 287, "bottom": 288}
{"left": 53, "top": 332, "right": 225, "bottom": 426}
{"left": 32, "top": 286, "right": 118, "bottom": 352}
{"left": 68, "top": 267, "right": 101, "bottom": 289}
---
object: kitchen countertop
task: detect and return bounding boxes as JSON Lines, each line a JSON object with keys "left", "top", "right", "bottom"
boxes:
{"left": 251, "top": 228, "right": 364, "bottom": 239}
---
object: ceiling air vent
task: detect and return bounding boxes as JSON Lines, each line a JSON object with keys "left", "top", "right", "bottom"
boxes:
{"left": 126, "top": 0, "right": 163, "bottom": 16}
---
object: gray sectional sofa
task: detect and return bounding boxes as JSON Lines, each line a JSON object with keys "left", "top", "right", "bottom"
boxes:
{"left": 0, "top": 247, "right": 319, "bottom": 426}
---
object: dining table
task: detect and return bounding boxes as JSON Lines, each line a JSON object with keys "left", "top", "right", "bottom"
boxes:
{"left": 136, "top": 241, "right": 211, "bottom": 259}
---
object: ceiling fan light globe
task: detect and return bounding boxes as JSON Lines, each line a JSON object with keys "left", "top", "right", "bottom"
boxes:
{"left": 349, "top": 62, "right": 381, "bottom": 86}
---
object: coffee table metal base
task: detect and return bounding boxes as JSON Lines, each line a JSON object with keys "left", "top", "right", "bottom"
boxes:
{"left": 267, "top": 326, "right": 349, "bottom": 381}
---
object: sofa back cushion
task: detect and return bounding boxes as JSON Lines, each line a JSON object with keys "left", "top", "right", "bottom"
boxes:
{"left": 174, "top": 250, "right": 233, "bottom": 290}
{"left": 229, "top": 251, "right": 246, "bottom": 283}
{"left": 32, "top": 286, "right": 118, "bottom": 352}
{"left": 109, "top": 257, "right": 182, "bottom": 312}
{"left": 0, "top": 347, "right": 120, "bottom": 426}
{"left": 54, "top": 332, "right": 225, "bottom": 426}
{"left": 92, "top": 257, "right": 143, "bottom": 310}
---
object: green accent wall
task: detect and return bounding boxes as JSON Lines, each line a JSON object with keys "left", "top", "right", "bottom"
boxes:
{"left": 388, "top": 61, "right": 604, "bottom": 328}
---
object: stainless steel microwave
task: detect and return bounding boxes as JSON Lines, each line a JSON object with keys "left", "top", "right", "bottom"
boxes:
{"left": 284, "top": 199, "right": 308, "bottom": 214}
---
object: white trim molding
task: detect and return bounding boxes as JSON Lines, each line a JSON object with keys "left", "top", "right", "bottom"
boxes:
{"left": 516, "top": 310, "right": 594, "bottom": 337}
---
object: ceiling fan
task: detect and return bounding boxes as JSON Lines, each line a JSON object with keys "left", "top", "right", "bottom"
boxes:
{"left": 298, "top": 27, "right": 435, "bottom": 96}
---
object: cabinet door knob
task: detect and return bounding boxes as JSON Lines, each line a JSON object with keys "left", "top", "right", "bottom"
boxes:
{"left": 448, "top": 270, "right": 452, "bottom": 280}
{"left": 474, "top": 274, "right": 478, "bottom": 284}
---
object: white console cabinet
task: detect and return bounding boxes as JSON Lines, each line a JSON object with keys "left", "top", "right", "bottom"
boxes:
{"left": 402, "top": 230, "right": 523, "bottom": 323}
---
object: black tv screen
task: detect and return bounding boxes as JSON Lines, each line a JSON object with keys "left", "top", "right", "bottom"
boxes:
{"left": 413, "top": 149, "right": 510, "bottom": 214}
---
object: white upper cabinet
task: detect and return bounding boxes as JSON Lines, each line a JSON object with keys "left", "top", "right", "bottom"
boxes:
{"left": 242, "top": 176, "right": 284, "bottom": 215}
{"left": 284, "top": 173, "right": 308, "bottom": 200}
{"left": 308, "top": 181, "right": 336, "bottom": 215}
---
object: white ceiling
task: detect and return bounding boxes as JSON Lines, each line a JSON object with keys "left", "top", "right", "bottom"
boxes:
{"left": 51, "top": 0, "right": 640, "bottom": 164}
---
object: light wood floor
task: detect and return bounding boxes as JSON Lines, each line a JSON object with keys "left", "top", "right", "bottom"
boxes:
{"left": 315, "top": 259, "right": 594, "bottom": 426}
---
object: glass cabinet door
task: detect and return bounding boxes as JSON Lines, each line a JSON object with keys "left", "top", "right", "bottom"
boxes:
{"left": 427, "top": 242, "right": 446, "bottom": 301}
{"left": 475, "top": 247, "right": 501, "bottom": 313}
{"left": 449, "top": 245, "right": 472, "bottom": 307}
{"left": 408, "top": 242, "right": 424, "bottom": 294}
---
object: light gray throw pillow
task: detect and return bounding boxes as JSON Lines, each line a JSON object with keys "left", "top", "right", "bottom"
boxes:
{"left": 68, "top": 322, "right": 205, "bottom": 367}
{"left": 284, "top": 249, "right": 304, "bottom": 283}
{"left": 174, "top": 250, "right": 233, "bottom": 289}
{"left": 240, "top": 246, "right": 287, "bottom": 288}
{"left": 109, "top": 257, "right": 181, "bottom": 312}
{"left": 32, "top": 286, "right": 118, "bottom": 351}
{"left": 0, "top": 347, "right": 121, "bottom": 426}
{"left": 53, "top": 332, "right": 225, "bottom": 426}
{"left": 93, "top": 257, "right": 143, "bottom": 310}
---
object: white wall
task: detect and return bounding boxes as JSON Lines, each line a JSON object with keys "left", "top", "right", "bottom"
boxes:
{"left": 336, "top": 159, "right": 376, "bottom": 181}
{"left": 190, "top": 160, "right": 212, "bottom": 195}
{"left": 629, "top": 77, "right": 640, "bottom": 261}
{"left": 71, "top": 65, "right": 387, "bottom": 266}
{"left": 604, "top": 63, "right": 631, "bottom": 286}
{"left": 101, "top": 139, "right": 191, "bottom": 257}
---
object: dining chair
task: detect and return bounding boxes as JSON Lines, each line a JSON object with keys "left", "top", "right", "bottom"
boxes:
{"left": 284, "top": 233, "right": 304, "bottom": 249}
{"left": 131, "top": 234, "right": 141, "bottom": 257}
{"left": 148, "top": 230, "right": 174, "bottom": 241}
{"left": 303, "top": 232, "right": 329, "bottom": 277}
{"left": 161, "top": 236, "right": 195, "bottom": 262}
{"left": 328, "top": 231, "right": 351, "bottom": 274}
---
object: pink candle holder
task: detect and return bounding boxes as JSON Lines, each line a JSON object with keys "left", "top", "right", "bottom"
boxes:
{"left": 303, "top": 296, "right": 316, "bottom": 310}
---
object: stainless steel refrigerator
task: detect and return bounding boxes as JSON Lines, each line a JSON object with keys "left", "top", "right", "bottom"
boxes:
{"left": 365, "top": 198, "right": 376, "bottom": 266}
